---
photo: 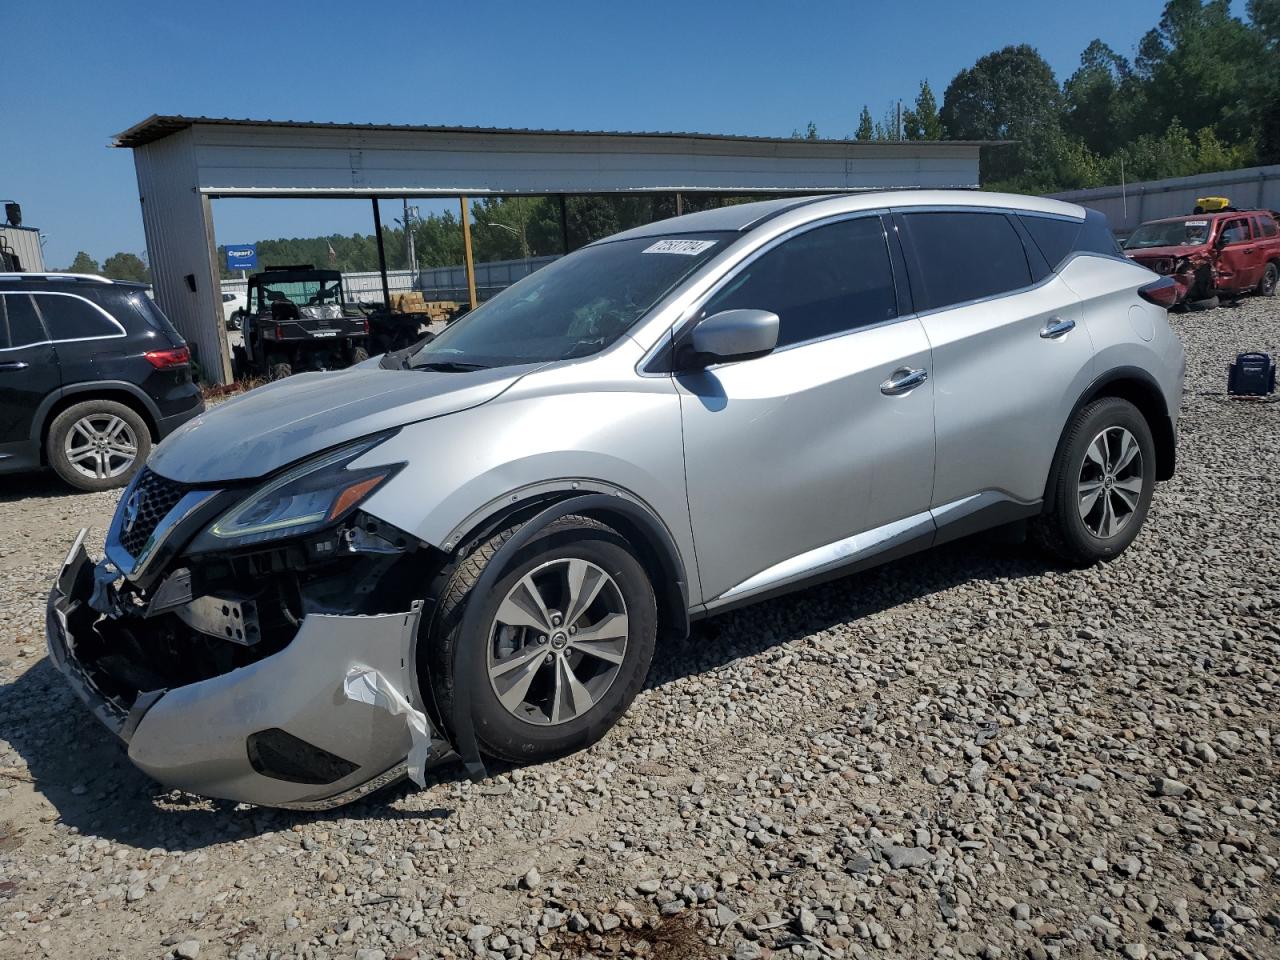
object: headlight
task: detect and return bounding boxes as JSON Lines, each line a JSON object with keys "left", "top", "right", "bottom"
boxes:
{"left": 190, "top": 436, "right": 402, "bottom": 551}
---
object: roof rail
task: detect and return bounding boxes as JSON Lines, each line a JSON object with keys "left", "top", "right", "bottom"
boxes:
{"left": 0, "top": 272, "right": 115, "bottom": 283}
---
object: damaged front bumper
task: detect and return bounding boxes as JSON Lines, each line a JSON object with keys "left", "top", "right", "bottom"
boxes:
{"left": 46, "top": 530, "right": 454, "bottom": 810}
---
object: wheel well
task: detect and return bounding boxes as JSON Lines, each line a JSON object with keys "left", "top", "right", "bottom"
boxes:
{"left": 39, "top": 390, "right": 159, "bottom": 461}
{"left": 1080, "top": 375, "right": 1176, "bottom": 480}
{"left": 450, "top": 492, "right": 690, "bottom": 643}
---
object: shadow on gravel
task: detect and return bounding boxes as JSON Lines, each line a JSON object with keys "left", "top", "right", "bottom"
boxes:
{"left": 1, "top": 530, "right": 1054, "bottom": 850}
{"left": 0, "top": 659, "right": 459, "bottom": 852}
{"left": 0, "top": 471, "right": 88, "bottom": 504}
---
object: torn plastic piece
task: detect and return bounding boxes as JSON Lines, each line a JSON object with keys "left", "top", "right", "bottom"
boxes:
{"left": 343, "top": 665, "right": 433, "bottom": 787}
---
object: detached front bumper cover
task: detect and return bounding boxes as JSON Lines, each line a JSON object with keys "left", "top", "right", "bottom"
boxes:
{"left": 46, "top": 530, "right": 455, "bottom": 810}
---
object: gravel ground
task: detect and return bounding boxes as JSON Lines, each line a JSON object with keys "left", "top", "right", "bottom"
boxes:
{"left": 1, "top": 299, "right": 1277, "bottom": 960}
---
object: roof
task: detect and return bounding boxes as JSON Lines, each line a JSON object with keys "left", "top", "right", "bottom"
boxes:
{"left": 113, "top": 115, "right": 1009, "bottom": 150}
{"left": 604, "top": 190, "right": 1086, "bottom": 241}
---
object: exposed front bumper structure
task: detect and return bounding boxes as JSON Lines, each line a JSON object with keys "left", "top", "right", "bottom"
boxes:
{"left": 46, "top": 532, "right": 454, "bottom": 810}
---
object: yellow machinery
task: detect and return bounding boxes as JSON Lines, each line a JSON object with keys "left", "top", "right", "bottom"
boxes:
{"left": 1193, "top": 196, "right": 1231, "bottom": 213}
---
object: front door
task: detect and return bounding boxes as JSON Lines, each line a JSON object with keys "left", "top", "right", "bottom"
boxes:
{"left": 1215, "top": 216, "right": 1265, "bottom": 293}
{"left": 0, "top": 293, "right": 59, "bottom": 465}
{"left": 676, "top": 214, "right": 936, "bottom": 607}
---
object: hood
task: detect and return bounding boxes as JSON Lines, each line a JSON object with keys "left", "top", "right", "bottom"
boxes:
{"left": 1126, "top": 244, "right": 1210, "bottom": 261}
{"left": 149, "top": 363, "right": 537, "bottom": 484}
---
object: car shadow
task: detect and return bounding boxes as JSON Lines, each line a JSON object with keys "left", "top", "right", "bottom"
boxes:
{"left": 0, "top": 470, "right": 87, "bottom": 504}
{"left": 1, "top": 530, "right": 1054, "bottom": 851}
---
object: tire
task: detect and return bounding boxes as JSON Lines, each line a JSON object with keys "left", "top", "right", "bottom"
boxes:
{"left": 349, "top": 346, "right": 370, "bottom": 365}
{"left": 268, "top": 361, "right": 292, "bottom": 381}
{"left": 428, "top": 515, "right": 657, "bottom": 764}
{"left": 1258, "top": 262, "right": 1278, "bottom": 298}
{"left": 1032, "top": 397, "right": 1156, "bottom": 566}
{"left": 46, "top": 400, "right": 152, "bottom": 492}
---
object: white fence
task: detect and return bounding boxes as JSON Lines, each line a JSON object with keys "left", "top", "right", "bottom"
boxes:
{"left": 1050, "top": 165, "right": 1280, "bottom": 235}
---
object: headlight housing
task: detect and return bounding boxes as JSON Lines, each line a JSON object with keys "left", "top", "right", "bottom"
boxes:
{"left": 189, "top": 436, "right": 402, "bottom": 552}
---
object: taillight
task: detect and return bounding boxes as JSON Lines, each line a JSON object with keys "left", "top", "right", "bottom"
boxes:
{"left": 143, "top": 345, "right": 190, "bottom": 369}
{"left": 362, "top": 318, "right": 370, "bottom": 334}
{"left": 274, "top": 323, "right": 283, "bottom": 341}
{"left": 1138, "top": 276, "right": 1179, "bottom": 308}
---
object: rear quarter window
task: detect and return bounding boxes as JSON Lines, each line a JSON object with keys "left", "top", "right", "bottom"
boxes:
{"left": 899, "top": 211, "right": 1034, "bottom": 311}
{"left": 32, "top": 293, "right": 124, "bottom": 341}
{"left": 89, "top": 289, "right": 185, "bottom": 345}
{"left": 1257, "top": 214, "right": 1277, "bottom": 238}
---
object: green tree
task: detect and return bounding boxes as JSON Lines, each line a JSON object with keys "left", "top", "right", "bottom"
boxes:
{"left": 940, "top": 44, "right": 1064, "bottom": 184}
{"left": 902, "top": 81, "right": 944, "bottom": 140}
{"left": 1063, "top": 40, "right": 1138, "bottom": 155}
{"left": 855, "top": 106, "right": 874, "bottom": 140}
{"left": 66, "top": 251, "right": 99, "bottom": 274}
{"left": 1133, "top": 0, "right": 1263, "bottom": 142}
{"left": 102, "top": 252, "right": 150, "bottom": 283}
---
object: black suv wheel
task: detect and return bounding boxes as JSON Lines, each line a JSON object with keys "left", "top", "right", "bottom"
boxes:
{"left": 47, "top": 400, "right": 152, "bottom": 491}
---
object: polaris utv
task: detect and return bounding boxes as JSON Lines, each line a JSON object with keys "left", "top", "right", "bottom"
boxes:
{"left": 232, "top": 265, "right": 370, "bottom": 380}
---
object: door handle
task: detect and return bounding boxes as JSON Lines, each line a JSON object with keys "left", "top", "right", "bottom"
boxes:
{"left": 880, "top": 367, "right": 928, "bottom": 395}
{"left": 1040, "top": 317, "right": 1076, "bottom": 339}
{"left": 0, "top": 360, "right": 30, "bottom": 371}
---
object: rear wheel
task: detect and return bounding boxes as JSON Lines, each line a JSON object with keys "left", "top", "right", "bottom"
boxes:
{"left": 350, "top": 345, "right": 370, "bottom": 365}
{"left": 428, "top": 515, "right": 657, "bottom": 764}
{"left": 1258, "top": 262, "right": 1278, "bottom": 298}
{"left": 1032, "top": 398, "right": 1156, "bottom": 566}
{"left": 268, "top": 361, "right": 292, "bottom": 381}
{"left": 47, "top": 400, "right": 151, "bottom": 492}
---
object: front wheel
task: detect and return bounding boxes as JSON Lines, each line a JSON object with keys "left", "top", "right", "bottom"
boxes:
{"left": 428, "top": 515, "right": 657, "bottom": 764}
{"left": 1032, "top": 398, "right": 1156, "bottom": 566}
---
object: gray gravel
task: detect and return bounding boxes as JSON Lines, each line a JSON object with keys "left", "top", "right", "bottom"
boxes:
{"left": 1, "top": 298, "right": 1277, "bottom": 960}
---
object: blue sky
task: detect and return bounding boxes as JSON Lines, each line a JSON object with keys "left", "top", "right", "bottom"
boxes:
{"left": 5, "top": 0, "right": 1188, "bottom": 268}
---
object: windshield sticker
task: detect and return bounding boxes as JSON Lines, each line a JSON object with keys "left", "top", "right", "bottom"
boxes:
{"left": 1185, "top": 220, "right": 1208, "bottom": 226}
{"left": 643, "top": 239, "right": 717, "bottom": 256}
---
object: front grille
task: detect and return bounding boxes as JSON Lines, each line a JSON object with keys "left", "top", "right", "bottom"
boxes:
{"left": 118, "top": 468, "right": 188, "bottom": 557}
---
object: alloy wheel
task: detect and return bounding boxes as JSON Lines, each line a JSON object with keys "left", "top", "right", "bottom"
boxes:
{"left": 486, "top": 558, "right": 629, "bottom": 726}
{"left": 63, "top": 413, "right": 139, "bottom": 481}
{"left": 1077, "top": 426, "right": 1144, "bottom": 539}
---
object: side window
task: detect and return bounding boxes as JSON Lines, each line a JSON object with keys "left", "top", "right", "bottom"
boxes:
{"left": 1259, "top": 215, "right": 1278, "bottom": 238}
{"left": 901, "top": 212, "right": 1033, "bottom": 311}
{"left": 702, "top": 216, "right": 897, "bottom": 348}
{"left": 1219, "top": 218, "right": 1249, "bottom": 245}
{"left": 1, "top": 294, "right": 47, "bottom": 348}
{"left": 1076, "top": 210, "right": 1124, "bottom": 257}
{"left": 32, "top": 293, "right": 122, "bottom": 341}
{"left": 1018, "top": 215, "right": 1080, "bottom": 269}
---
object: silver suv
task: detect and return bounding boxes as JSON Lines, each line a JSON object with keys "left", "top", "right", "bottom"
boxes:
{"left": 47, "top": 191, "right": 1185, "bottom": 809}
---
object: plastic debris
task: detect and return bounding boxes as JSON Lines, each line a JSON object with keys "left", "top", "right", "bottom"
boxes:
{"left": 343, "top": 665, "right": 434, "bottom": 787}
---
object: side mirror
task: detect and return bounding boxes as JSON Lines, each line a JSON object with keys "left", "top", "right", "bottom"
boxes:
{"left": 684, "top": 309, "right": 780, "bottom": 368}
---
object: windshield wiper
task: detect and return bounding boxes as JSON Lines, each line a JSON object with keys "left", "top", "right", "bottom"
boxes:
{"left": 414, "top": 360, "right": 491, "bottom": 373}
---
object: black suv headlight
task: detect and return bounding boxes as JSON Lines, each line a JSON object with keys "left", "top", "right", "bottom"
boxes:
{"left": 187, "top": 436, "right": 402, "bottom": 552}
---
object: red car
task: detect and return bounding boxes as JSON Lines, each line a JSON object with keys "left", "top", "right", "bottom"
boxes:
{"left": 1123, "top": 209, "right": 1280, "bottom": 305}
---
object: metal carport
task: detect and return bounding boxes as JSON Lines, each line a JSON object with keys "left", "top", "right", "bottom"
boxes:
{"left": 113, "top": 115, "right": 992, "bottom": 384}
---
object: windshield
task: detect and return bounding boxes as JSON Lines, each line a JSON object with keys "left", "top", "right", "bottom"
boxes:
{"left": 253, "top": 277, "right": 343, "bottom": 311}
{"left": 410, "top": 232, "right": 730, "bottom": 369}
{"left": 1124, "top": 219, "right": 1211, "bottom": 250}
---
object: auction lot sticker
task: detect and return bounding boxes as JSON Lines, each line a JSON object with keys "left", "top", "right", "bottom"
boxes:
{"left": 643, "top": 239, "right": 717, "bottom": 255}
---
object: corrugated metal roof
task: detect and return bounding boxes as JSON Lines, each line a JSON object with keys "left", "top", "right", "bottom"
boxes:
{"left": 113, "top": 114, "right": 1008, "bottom": 149}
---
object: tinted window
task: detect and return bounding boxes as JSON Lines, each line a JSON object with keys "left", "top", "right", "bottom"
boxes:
{"left": 702, "top": 216, "right": 897, "bottom": 348}
{"left": 901, "top": 212, "right": 1033, "bottom": 311}
{"left": 1260, "top": 215, "right": 1278, "bottom": 238}
{"left": 1018, "top": 215, "right": 1080, "bottom": 268}
{"left": 1077, "top": 210, "right": 1124, "bottom": 257}
{"left": 86, "top": 289, "right": 183, "bottom": 345}
{"left": 1, "top": 294, "right": 46, "bottom": 348}
{"left": 33, "top": 293, "right": 122, "bottom": 340}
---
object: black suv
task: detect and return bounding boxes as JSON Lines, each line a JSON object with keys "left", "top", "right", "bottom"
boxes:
{"left": 0, "top": 273, "right": 204, "bottom": 491}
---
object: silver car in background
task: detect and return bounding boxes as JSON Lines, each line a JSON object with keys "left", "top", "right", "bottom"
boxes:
{"left": 47, "top": 191, "right": 1185, "bottom": 808}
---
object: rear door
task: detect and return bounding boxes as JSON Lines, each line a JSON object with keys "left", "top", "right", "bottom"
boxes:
{"left": 0, "top": 293, "right": 59, "bottom": 458}
{"left": 30, "top": 291, "right": 128, "bottom": 385}
{"left": 677, "top": 213, "right": 936, "bottom": 606}
{"left": 896, "top": 209, "right": 1093, "bottom": 520}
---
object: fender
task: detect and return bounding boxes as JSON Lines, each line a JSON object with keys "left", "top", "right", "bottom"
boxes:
{"left": 1042, "top": 364, "right": 1176, "bottom": 511}
{"left": 29, "top": 380, "right": 162, "bottom": 443}
{"left": 437, "top": 492, "right": 690, "bottom": 781}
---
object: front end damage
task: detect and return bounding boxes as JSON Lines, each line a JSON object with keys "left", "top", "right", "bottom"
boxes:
{"left": 1126, "top": 248, "right": 1216, "bottom": 305}
{"left": 45, "top": 464, "right": 457, "bottom": 810}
